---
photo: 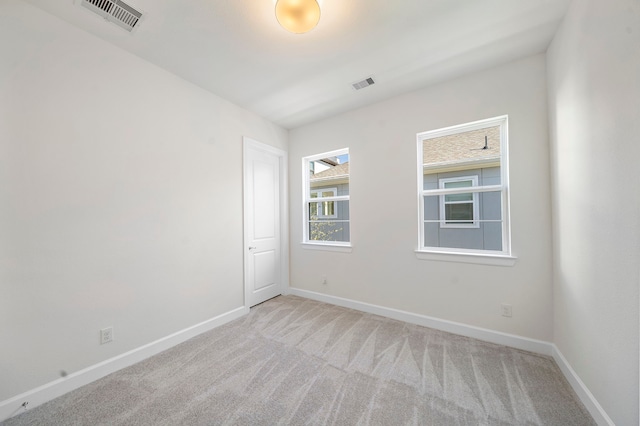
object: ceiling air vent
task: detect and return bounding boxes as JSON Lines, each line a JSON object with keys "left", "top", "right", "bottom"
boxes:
{"left": 352, "top": 77, "right": 375, "bottom": 90}
{"left": 81, "top": 0, "right": 142, "bottom": 32}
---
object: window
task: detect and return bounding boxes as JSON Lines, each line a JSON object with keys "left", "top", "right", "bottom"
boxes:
{"left": 310, "top": 188, "right": 337, "bottom": 219}
{"left": 417, "top": 116, "right": 512, "bottom": 259}
{"left": 303, "top": 149, "right": 350, "bottom": 246}
{"left": 439, "top": 176, "right": 479, "bottom": 228}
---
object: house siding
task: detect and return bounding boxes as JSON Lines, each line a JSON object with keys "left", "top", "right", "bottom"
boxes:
{"left": 423, "top": 166, "right": 501, "bottom": 250}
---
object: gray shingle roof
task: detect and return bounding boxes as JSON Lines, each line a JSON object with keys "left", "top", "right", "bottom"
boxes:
{"left": 311, "top": 162, "right": 349, "bottom": 180}
{"left": 423, "top": 125, "right": 501, "bottom": 165}
{"left": 310, "top": 126, "right": 501, "bottom": 182}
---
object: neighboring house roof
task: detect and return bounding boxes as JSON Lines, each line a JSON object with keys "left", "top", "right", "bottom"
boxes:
{"left": 311, "top": 126, "right": 501, "bottom": 185}
{"left": 311, "top": 162, "right": 349, "bottom": 180}
{"left": 310, "top": 162, "right": 349, "bottom": 188}
{"left": 423, "top": 126, "right": 501, "bottom": 170}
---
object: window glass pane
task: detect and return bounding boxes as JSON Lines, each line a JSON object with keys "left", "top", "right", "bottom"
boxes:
{"left": 308, "top": 200, "right": 349, "bottom": 220}
{"left": 322, "top": 201, "right": 334, "bottom": 216}
{"left": 444, "top": 180, "right": 472, "bottom": 189}
{"left": 310, "top": 154, "right": 349, "bottom": 196}
{"left": 309, "top": 201, "right": 336, "bottom": 218}
{"left": 445, "top": 203, "right": 473, "bottom": 223}
{"left": 423, "top": 191, "right": 502, "bottom": 250}
{"left": 305, "top": 150, "right": 350, "bottom": 244}
{"left": 308, "top": 200, "right": 349, "bottom": 242}
{"left": 310, "top": 188, "right": 336, "bottom": 200}
{"left": 422, "top": 126, "right": 501, "bottom": 191}
{"left": 445, "top": 193, "right": 473, "bottom": 202}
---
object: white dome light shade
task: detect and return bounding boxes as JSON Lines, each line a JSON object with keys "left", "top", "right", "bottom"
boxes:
{"left": 275, "top": 0, "right": 320, "bottom": 34}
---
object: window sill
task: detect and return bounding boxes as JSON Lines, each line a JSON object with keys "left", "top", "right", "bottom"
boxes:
{"left": 302, "top": 242, "right": 353, "bottom": 253}
{"left": 415, "top": 250, "right": 517, "bottom": 266}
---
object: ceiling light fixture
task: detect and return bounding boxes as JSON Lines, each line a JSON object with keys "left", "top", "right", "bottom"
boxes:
{"left": 275, "top": 0, "right": 320, "bottom": 34}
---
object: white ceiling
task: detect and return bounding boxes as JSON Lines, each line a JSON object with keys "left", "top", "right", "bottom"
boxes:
{"left": 25, "top": 0, "right": 570, "bottom": 129}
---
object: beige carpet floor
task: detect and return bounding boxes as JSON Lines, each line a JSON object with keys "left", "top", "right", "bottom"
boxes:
{"left": 3, "top": 295, "right": 595, "bottom": 425}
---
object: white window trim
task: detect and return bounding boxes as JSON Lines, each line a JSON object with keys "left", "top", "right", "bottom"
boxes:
{"left": 310, "top": 188, "right": 338, "bottom": 219}
{"left": 302, "top": 242, "right": 353, "bottom": 252}
{"left": 302, "top": 148, "right": 351, "bottom": 247}
{"left": 414, "top": 249, "right": 517, "bottom": 266}
{"left": 416, "top": 115, "right": 513, "bottom": 263}
{"left": 438, "top": 176, "right": 479, "bottom": 228}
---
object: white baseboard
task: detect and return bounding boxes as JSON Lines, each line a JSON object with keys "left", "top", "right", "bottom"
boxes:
{"left": 0, "top": 306, "right": 249, "bottom": 422}
{"left": 289, "top": 288, "right": 552, "bottom": 355}
{"left": 551, "top": 345, "right": 615, "bottom": 426}
{"left": 289, "top": 288, "right": 614, "bottom": 425}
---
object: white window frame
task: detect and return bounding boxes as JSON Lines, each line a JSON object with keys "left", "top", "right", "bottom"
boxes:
{"left": 438, "top": 176, "right": 479, "bottom": 228}
{"left": 416, "top": 115, "right": 515, "bottom": 265}
{"left": 302, "top": 148, "right": 351, "bottom": 249}
{"left": 310, "top": 188, "right": 338, "bottom": 219}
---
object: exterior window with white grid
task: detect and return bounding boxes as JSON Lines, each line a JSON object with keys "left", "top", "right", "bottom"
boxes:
{"left": 310, "top": 188, "right": 338, "bottom": 219}
{"left": 417, "top": 116, "right": 512, "bottom": 259}
{"left": 439, "top": 176, "right": 479, "bottom": 228}
{"left": 303, "top": 149, "right": 350, "bottom": 246}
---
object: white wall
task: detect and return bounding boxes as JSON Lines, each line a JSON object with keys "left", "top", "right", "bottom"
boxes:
{"left": 546, "top": 0, "right": 640, "bottom": 424}
{"left": 289, "top": 54, "right": 554, "bottom": 342}
{"left": 0, "top": 0, "right": 287, "bottom": 401}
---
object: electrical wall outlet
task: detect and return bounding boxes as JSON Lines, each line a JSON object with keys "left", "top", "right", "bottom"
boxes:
{"left": 100, "top": 327, "right": 113, "bottom": 344}
{"left": 501, "top": 304, "right": 513, "bottom": 318}
{"left": 321, "top": 275, "right": 327, "bottom": 285}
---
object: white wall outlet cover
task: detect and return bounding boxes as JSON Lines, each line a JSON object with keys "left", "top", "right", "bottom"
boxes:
{"left": 100, "top": 327, "right": 113, "bottom": 344}
{"left": 501, "top": 304, "right": 513, "bottom": 317}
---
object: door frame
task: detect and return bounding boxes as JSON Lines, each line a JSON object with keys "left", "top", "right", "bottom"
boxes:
{"left": 242, "top": 137, "right": 289, "bottom": 308}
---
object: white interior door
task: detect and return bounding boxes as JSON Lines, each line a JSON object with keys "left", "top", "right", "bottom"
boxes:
{"left": 243, "top": 138, "right": 286, "bottom": 307}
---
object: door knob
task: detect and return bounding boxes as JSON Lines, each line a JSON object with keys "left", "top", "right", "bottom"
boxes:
{"left": 249, "top": 246, "right": 257, "bottom": 250}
